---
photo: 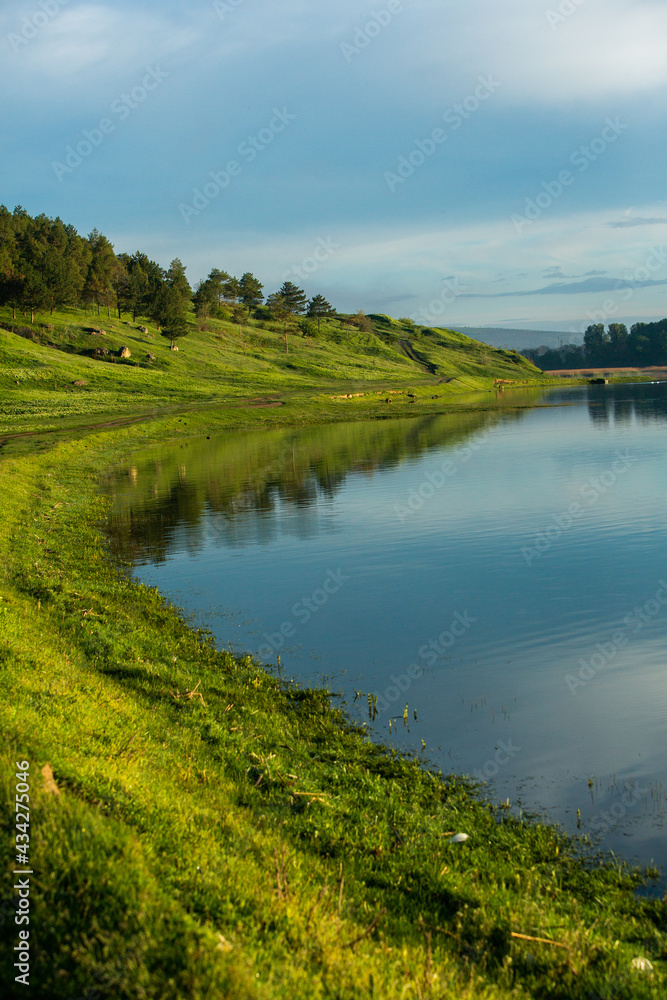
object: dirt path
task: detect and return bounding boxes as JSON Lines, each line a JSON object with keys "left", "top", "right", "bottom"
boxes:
{"left": 0, "top": 411, "right": 164, "bottom": 448}
{"left": 0, "top": 395, "right": 289, "bottom": 450}
{"left": 398, "top": 339, "right": 439, "bottom": 376}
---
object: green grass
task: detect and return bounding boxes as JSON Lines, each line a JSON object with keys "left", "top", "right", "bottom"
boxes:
{"left": 0, "top": 415, "right": 665, "bottom": 998}
{"left": 1, "top": 307, "right": 665, "bottom": 998}
{"left": 0, "top": 305, "right": 552, "bottom": 437}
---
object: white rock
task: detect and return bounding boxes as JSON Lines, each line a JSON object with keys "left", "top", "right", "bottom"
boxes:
{"left": 217, "top": 933, "right": 234, "bottom": 953}
{"left": 449, "top": 833, "right": 469, "bottom": 844}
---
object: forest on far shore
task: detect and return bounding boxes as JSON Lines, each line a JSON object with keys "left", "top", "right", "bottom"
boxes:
{"left": 523, "top": 319, "right": 667, "bottom": 370}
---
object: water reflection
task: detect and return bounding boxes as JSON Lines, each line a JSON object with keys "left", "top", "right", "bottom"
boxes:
{"left": 104, "top": 382, "right": 667, "bottom": 878}
{"left": 586, "top": 382, "right": 667, "bottom": 425}
{"left": 107, "top": 403, "right": 534, "bottom": 564}
{"left": 540, "top": 381, "right": 667, "bottom": 426}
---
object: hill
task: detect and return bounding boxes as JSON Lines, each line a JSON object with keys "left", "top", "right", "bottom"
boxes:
{"left": 0, "top": 306, "right": 546, "bottom": 437}
{"left": 1, "top": 304, "right": 666, "bottom": 998}
{"left": 457, "top": 326, "right": 582, "bottom": 352}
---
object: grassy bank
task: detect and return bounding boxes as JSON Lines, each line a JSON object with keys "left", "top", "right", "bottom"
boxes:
{"left": 0, "top": 304, "right": 557, "bottom": 437}
{"left": 1, "top": 313, "right": 665, "bottom": 997}
{"left": 0, "top": 401, "right": 665, "bottom": 999}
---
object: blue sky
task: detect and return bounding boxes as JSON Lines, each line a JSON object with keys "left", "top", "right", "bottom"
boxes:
{"left": 2, "top": 0, "right": 667, "bottom": 333}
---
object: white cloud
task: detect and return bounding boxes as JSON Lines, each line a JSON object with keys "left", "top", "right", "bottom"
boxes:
{"left": 7, "top": 0, "right": 663, "bottom": 333}
{"left": 381, "top": 0, "right": 667, "bottom": 106}
{"left": 7, "top": 0, "right": 665, "bottom": 114}
{"left": 2, "top": 3, "right": 199, "bottom": 94}
{"left": 112, "top": 202, "right": 667, "bottom": 328}
{"left": 200, "top": 0, "right": 667, "bottom": 107}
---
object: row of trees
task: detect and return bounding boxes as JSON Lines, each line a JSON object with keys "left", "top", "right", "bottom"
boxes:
{"left": 193, "top": 269, "right": 336, "bottom": 348}
{"left": 0, "top": 206, "right": 337, "bottom": 348}
{"left": 524, "top": 321, "right": 667, "bottom": 370}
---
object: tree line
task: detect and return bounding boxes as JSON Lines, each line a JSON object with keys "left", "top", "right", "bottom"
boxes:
{"left": 0, "top": 206, "right": 336, "bottom": 347}
{"left": 524, "top": 320, "right": 667, "bottom": 370}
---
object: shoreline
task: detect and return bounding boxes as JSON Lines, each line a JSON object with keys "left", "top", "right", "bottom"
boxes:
{"left": 1, "top": 394, "right": 665, "bottom": 997}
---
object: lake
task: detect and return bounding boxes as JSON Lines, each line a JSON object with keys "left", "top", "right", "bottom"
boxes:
{"left": 106, "top": 382, "right": 667, "bottom": 883}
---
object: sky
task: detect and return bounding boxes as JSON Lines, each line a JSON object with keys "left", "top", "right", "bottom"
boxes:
{"left": 2, "top": 0, "right": 667, "bottom": 335}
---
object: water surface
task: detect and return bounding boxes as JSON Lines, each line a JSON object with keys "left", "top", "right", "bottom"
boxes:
{"left": 107, "top": 383, "right": 667, "bottom": 881}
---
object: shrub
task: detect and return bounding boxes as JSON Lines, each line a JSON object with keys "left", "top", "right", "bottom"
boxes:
{"left": 298, "top": 318, "right": 317, "bottom": 338}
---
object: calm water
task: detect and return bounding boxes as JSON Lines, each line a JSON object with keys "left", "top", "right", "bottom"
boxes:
{"left": 107, "top": 383, "right": 667, "bottom": 881}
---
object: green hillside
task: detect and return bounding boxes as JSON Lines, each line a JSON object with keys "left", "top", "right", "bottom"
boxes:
{"left": 0, "top": 304, "right": 546, "bottom": 436}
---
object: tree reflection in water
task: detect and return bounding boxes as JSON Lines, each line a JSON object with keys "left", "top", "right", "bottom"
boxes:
{"left": 105, "top": 402, "right": 539, "bottom": 565}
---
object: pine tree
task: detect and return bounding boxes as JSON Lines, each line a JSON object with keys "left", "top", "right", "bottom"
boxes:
{"left": 193, "top": 278, "right": 218, "bottom": 328}
{"left": 278, "top": 280, "right": 307, "bottom": 315}
{"left": 151, "top": 283, "right": 190, "bottom": 347}
{"left": 166, "top": 258, "right": 191, "bottom": 307}
{"left": 207, "top": 268, "right": 230, "bottom": 307}
{"left": 307, "top": 293, "right": 335, "bottom": 332}
{"left": 238, "top": 272, "right": 264, "bottom": 317}
{"left": 267, "top": 282, "right": 307, "bottom": 353}
{"left": 84, "top": 229, "right": 117, "bottom": 317}
{"left": 223, "top": 275, "right": 240, "bottom": 304}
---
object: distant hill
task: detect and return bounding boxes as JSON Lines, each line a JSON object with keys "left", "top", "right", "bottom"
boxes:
{"left": 457, "top": 326, "right": 581, "bottom": 352}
